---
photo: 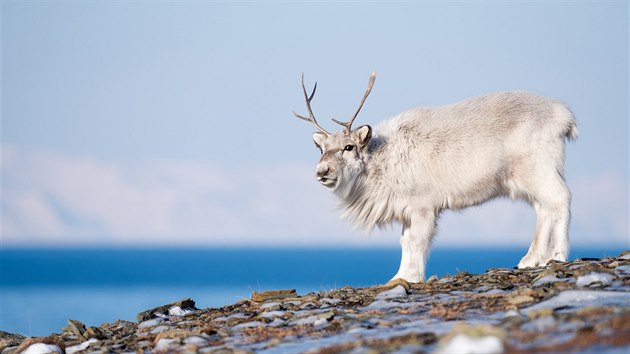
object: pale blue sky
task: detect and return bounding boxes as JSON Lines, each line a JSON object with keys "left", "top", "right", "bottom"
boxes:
{"left": 1, "top": 1, "right": 628, "bottom": 248}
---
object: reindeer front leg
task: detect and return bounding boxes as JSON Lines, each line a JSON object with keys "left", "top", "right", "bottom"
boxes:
{"left": 391, "top": 210, "right": 437, "bottom": 283}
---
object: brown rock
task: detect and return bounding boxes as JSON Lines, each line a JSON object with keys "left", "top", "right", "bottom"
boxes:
{"left": 85, "top": 326, "right": 108, "bottom": 340}
{"left": 0, "top": 331, "right": 26, "bottom": 352}
{"left": 508, "top": 294, "right": 535, "bottom": 306}
{"left": 66, "top": 319, "right": 87, "bottom": 341}
{"left": 251, "top": 289, "right": 298, "bottom": 302}
{"left": 573, "top": 263, "right": 616, "bottom": 277}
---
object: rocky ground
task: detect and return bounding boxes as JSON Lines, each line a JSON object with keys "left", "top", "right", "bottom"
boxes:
{"left": 2, "top": 251, "right": 629, "bottom": 354}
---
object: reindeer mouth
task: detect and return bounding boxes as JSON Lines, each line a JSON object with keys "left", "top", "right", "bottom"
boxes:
{"left": 317, "top": 176, "right": 338, "bottom": 188}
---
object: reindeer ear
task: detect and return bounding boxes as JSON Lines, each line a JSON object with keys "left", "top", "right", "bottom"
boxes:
{"left": 353, "top": 125, "right": 372, "bottom": 148}
{"left": 312, "top": 132, "right": 327, "bottom": 149}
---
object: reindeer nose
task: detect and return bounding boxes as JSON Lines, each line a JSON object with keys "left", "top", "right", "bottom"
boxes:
{"left": 316, "top": 165, "right": 330, "bottom": 180}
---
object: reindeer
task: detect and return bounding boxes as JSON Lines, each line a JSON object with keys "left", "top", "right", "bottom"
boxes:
{"left": 293, "top": 71, "right": 578, "bottom": 283}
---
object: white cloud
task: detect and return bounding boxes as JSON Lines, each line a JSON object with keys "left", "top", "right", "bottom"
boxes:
{"left": 0, "top": 146, "right": 380, "bottom": 247}
{"left": 1, "top": 145, "right": 627, "bottom": 248}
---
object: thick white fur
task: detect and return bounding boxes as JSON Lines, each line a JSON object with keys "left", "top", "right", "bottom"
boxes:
{"left": 312, "top": 91, "right": 578, "bottom": 283}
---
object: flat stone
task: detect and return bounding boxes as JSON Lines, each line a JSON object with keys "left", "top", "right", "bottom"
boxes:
{"left": 508, "top": 295, "right": 535, "bottom": 306}
{"left": 65, "top": 319, "right": 87, "bottom": 341}
{"left": 85, "top": 326, "right": 108, "bottom": 340}
{"left": 251, "top": 289, "right": 298, "bottom": 302}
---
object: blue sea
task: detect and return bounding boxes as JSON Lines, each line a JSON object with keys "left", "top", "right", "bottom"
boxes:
{"left": 0, "top": 247, "right": 625, "bottom": 337}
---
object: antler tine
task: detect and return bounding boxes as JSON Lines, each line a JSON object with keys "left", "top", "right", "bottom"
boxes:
{"left": 293, "top": 73, "right": 330, "bottom": 136}
{"left": 332, "top": 71, "right": 377, "bottom": 134}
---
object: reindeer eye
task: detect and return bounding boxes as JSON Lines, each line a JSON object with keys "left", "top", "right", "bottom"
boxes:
{"left": 344, "top": 145, "right": 355, "bottom": 152}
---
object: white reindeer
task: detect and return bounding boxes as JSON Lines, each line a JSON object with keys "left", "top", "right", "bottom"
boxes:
{"left": 293, "top": 71, "right": 578, "bottom": 283}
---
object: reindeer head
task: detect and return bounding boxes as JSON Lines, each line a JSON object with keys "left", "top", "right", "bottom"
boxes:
{"left": 293, "top": 72, "right": 376, "bottom": 198}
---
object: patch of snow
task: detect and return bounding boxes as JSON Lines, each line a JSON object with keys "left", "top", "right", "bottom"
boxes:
{"left": 364, "top": 299, "right": 398, "bottom": 311}
{"left": 169, "top": 306, "right": 195, "bottom": 316}
{"left": 615, "top": 265, "right": 630, "bottom": 274}
{"left": 314, "top": 317, "right": 331, "bottom": 327}
{"left": 200, "top": 345, "right": 227, "bottom": 353}
{"left": 65, "top": 339, "right": 99, "bottom": 354}
{"left": 437, "top": 334, "right": 503, "bottom": 354}
{"left": 375, "top": 285, "right": 408, "bottom": 300}
{"left": 184, "top": 336, "right": 209, "bottom": 346}
{"left": 21, "top": 343, "right": 64, "bottom": 354}
{"left": 449, "top": 290, "right": 471, "bottom": 296}
{"left": 621, "top": 254, "right": 630, "bottom": 260}
{"left": 433, "top": 293, "right": 451, "bottom": 300}
{"left": 214, "top": 312, "right": 249, "bottom": 322}
{"left": 346, "top": 326, "right": 367, "bottom": 334}
{"left": 575, "top": 344, "right": 630, "bottom": 354}
{"left": 395, "top": 318, "right": 457, "bottom": 336}
{"left": 260, "top": 310, "right": 286, "bottom": 319}
{"left": 364, "top": 296, "right": 419, "bottom": 311}
{"left": 522, "top": 290, "right": 630, "bottom": 315}
{"left": 262, "top": 317, "right": 452, "bottom": 354}
{"left": 576, "top": 272, "right": 615, "bottom": 287}
{"left": 257, "top": 330, "right": 362, "bottom": 354}
{"left": 268, "top": 318, "right": 286, "bottom": 327}
{"left": 474, "top": 286, "right": 507, "bottom": 294}
{"left": 319, "top": 298, "right": 342, "bottom": 309}
{"left": 503, "top": 309, "right": 521, "bottom": 318}
{"left": 292, "top": 315, "right": 323, "bottom": 326}
{"left": 154, "top": 338, "right": 177, "bottom": 351}
{"left": 517, "top": 331, "right": 575, "bottom": 350}
{"left": 150, "top": 325, "right": 171, "bottom": 334}
{"left": 232, "top": 321, "right": 263, "bottom": 330}
{"left": 260, "top": 301, "right": 281, "bottom": 309}
{"left": 609, "top": 280, "right": 629, "bottom": 290}
{"left": 138, "top": 317, "right": 165, "bottom": 328}
{"left": 321, "top": 298, "right": 342, "bottom": 305}
{"left": 136, "top": 340, "right": 151, "bottom": 347}
{"left": 521, "top": 315, "right": 556, "bottom": 332}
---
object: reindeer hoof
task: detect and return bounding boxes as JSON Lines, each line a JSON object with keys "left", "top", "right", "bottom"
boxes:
{"left": 382, "top": 278, "right": 411, "bottom": 293}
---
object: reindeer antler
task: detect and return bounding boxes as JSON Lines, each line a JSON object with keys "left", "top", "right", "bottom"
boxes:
{"left": 332, "top": 71, "right": 376, "bottom": 135}
{"left": 293, "top": 73, "right": 330, "bottom": 136}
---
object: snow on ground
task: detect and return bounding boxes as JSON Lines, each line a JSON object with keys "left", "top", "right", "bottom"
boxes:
{"left": 521, "top": 290, "right": 630, "bottom": 315}
{"left": 437, "top": 334, "right": 504, "bottom": 354}
{"left": 66, "top": 339, "right": 99, "bottom": 354}
{"left": 20, "top": 343, "right": 63, "bottom": 354}
{"left": 576, "top": 272, "right": 615, "bottom": 287}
